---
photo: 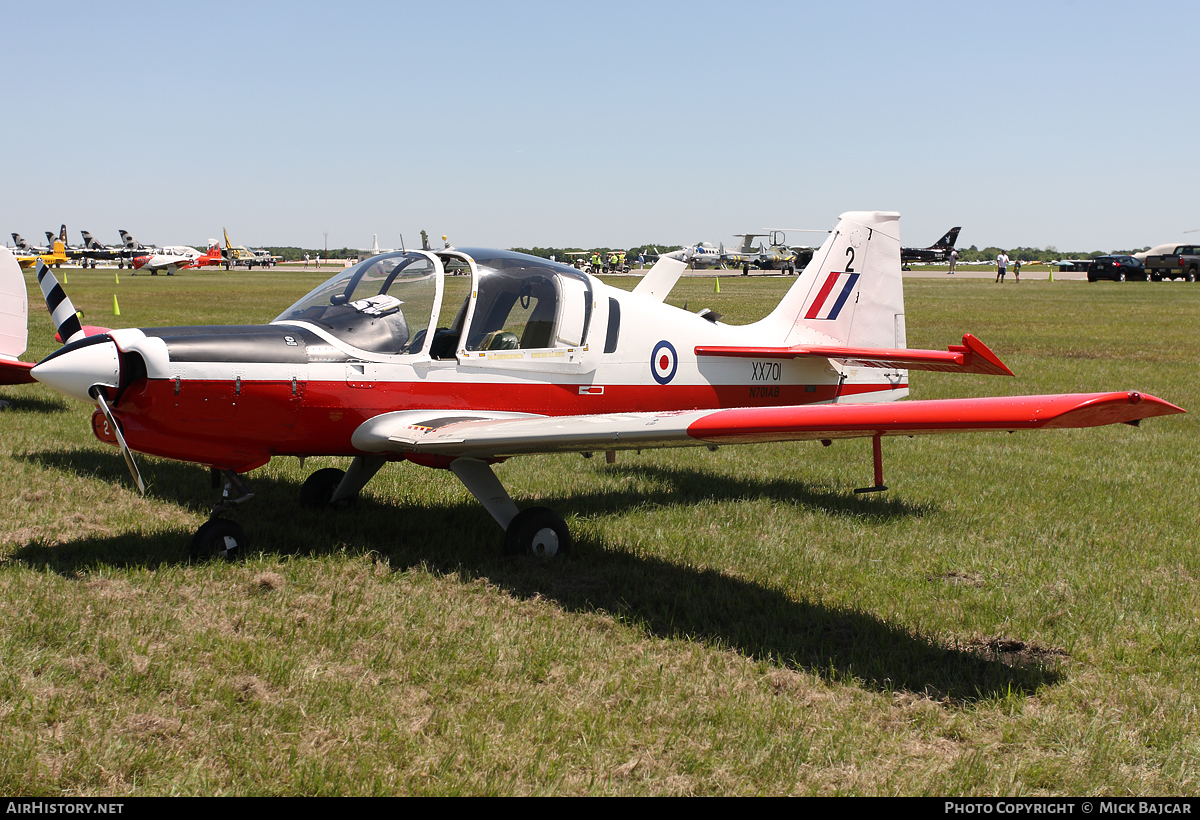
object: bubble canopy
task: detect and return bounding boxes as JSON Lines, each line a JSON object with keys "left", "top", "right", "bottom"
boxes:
{"left": 274, "top": 249, "right": 593, "bottom": 357}
{"left": 274, "top": 252, "right": 439, "bottom": 355}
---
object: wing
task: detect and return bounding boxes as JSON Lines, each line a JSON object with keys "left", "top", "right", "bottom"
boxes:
{"left": 696, "top": 333, "right": 1014, "bottom": 376}
{"left": 350, "top": 392, "right": 1184, "bottom": 460}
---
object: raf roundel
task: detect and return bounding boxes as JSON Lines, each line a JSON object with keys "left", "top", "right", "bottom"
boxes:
{"left": 650, "top": 340, "right": 678, "bottom": 385}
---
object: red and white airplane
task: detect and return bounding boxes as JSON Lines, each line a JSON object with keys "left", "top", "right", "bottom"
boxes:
{"left": 131, "top": 243, "right": 223, "bottom": 275}
{"left": 27, "top": 211, "right": 1184, "bottom": 559}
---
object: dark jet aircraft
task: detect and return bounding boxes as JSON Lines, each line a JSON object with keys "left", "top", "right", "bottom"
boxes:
{"left": 900, "top": 227, "right": 961, "bottom": 269}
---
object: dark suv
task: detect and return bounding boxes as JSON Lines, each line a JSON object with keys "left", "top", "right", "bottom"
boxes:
{"left": 1087, "top": 255, "right": 1146, "bottom": 282}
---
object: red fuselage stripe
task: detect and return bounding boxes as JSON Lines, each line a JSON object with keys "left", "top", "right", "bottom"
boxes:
{"left": 108, "top": 377, "right": 906, "bottom": 469}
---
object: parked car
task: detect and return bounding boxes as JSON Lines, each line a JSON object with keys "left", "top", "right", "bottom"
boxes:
{"left": 1087, "top": 255, "right": 1146, "bottom": 282}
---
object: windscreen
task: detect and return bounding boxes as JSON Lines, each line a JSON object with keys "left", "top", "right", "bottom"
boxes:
{"left": 273, "top": 252, "right": 438, "bottom": 355}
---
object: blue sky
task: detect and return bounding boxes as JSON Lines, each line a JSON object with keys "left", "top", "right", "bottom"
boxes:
{"left": 3, "top": 0, "right": 1196, "bottom": 252}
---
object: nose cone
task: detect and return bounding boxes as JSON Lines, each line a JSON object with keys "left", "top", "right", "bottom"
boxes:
{"left": 31, "top": 336, "right": 121, "bottom": 403}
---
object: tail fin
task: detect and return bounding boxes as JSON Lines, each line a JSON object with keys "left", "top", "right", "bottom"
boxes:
{"left": 119, "top": 229, "right": 138, "bottom": 250}
{"left": 759, "top": 211, "right": 904, "bottom": 350}
{"left": 81, "top": 230, "right": 98, "bottom": 249}
{"left": 59, "top": 224, "right": 68, "bottom": 244}
{"left": 12, "top": 233, "right": 29, "bottom": 251}
{"left": 45, "top": 231, "right": 56, "bottom": 247}
{"left": 931, "top": 227, "right": 960, "bottom": 249}
{"left": 223, "top": 227, "right": 232, "bottom": 249}
{"left": 36, "top": 262, "right": 85, "bottom": 344}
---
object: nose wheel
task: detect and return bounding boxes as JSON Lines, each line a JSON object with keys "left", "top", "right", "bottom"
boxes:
{"left": 191, "top": 518, "right": 247, "bottom": 560}
{"left": 190, "top": 470, "right": 254, "bottom": 561}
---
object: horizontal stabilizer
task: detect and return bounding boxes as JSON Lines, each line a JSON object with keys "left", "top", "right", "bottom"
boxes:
{"left": 631, "top": 255, "right": 687, "bottom": 302}
{"left": 0, "top": 247, "right": 29, "bottom": 361}
{"left": 0, "top": 358, "right": 36, "bottom": 385}
{"left": 695, "top": 333, "right": 1014, "bottom": 376}
{"left": 349, "top": 392, "right": 1183, "bottom": 460}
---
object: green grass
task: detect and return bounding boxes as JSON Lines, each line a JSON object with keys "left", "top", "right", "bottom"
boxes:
{"left": 1, "top": 268, "right": 1197, "bottom": 795}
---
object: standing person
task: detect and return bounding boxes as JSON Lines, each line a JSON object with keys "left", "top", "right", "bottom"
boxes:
{"left": 304, "top": 252, "right": 310, "bottom": 268}
{"left": 996, "top": 250, "right": 1009, "bottom": 283}
{"left": 948, "top": 248, "right": 958, "bottom": 275}
{"left": 1013, "top": 258, "right": 1021, "bottom": 283}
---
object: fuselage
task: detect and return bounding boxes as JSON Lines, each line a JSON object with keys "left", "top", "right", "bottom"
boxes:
{"left": 33, "top": 247, "right": 908, "bottom": 472}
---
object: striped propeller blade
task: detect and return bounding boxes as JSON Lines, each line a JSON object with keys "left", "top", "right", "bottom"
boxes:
{"left": 35, "top": 261, "right": 84, "bottom": 345}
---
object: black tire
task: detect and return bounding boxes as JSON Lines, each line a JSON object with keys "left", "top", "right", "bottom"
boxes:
{"left": 1188, "top": 269, "right": 1197, "bottom": 283}
{"left": 504, "top": 507, "right": 571, "bottom": 558}
{"left": 299, "top": 467, "right": 352, "bottom": 509}
{"left": 191, "top": 518, "right": 247, "bottom": 561}
{"left": 1117, "top": 272, "right": 1125, "bottom": 282}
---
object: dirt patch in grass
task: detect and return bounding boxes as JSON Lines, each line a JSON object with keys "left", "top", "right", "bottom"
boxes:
{"left": 931, "top": 571, "right": 985, "bottom": 587}
{"left": 122, "top": 713, "right": 188, "bottom": 741}
{"left": 250, "top": 572, "right": 284, "bottom": 592}
{"left": 965, "top": 635, "right": 1069, "bottom": 667}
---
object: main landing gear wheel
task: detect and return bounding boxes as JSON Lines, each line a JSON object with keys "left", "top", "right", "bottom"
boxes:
{"left": 191, "top": 518, "right": 247, "bottom": 561}
{"left": 299, "top": 467, "right": 355, "bottom": 509}
{"left": 504, "top": 507, "right": 571, "bottom": 558}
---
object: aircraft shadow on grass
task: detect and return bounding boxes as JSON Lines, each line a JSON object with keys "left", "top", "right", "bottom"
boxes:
{"left": 579, "top": 462, "right": 937, "bottom": 521}
{"left": 11, "top": 449, "right": 1051, "bottom": 702}
{"left": 0, "top": 393, "right": 70, "bottom": 414}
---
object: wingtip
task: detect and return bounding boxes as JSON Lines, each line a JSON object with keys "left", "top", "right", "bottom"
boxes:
{"left": 1046, "top": 391, "right": 1186, "bottom": 428}
{"left": 1127, "top": 391, "right": 1185, "bottom": 416}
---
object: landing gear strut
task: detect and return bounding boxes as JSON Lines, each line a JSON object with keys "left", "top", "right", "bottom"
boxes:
{"left": 299, "top": 456, "right": 385, "bottom": 509}
{"left": 190, "top": 470, "right": 254, "bottom": 560}
{"left": 450, "top": 457, "right": 572, "bottom": 557}
{"left": 853, "top": 434, "right": 888, "bottom": 494}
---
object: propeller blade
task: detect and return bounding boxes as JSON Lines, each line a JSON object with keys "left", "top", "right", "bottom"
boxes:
{"left": 94, "top": 390, "right": 146, "bottom": 495}
{"left": 36, "top": 261, "right": 84, "bottom": 344}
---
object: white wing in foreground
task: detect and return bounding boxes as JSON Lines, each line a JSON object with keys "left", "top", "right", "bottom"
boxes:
{"left": 350, "top": 392, "right": 1184, "bottom": 460}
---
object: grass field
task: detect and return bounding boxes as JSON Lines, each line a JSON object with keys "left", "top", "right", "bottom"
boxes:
{"left": 1, "top": 268, "right": 1197, "bottom": 795}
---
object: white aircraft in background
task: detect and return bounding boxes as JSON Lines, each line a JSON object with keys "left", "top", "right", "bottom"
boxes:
{"left": 132, "top": 244, "right": 222, "bottom": 275}
{"left": 663, "top": 242, "right": 726, "bottom": 268}
{"left": 360, "top": 235, "right": 396, "bottom": 257}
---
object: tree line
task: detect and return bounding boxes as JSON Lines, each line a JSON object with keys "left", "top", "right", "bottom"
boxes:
{"left": 957, "top": 245, "right": 1152, "bottom": 263}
